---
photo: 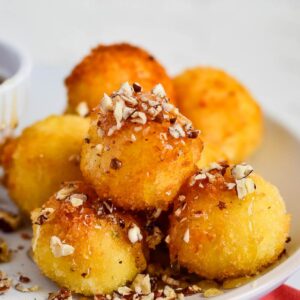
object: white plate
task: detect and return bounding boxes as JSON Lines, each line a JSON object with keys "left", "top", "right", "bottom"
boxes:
{"left": 0, "top": 67, "right": 299, "bottom": 300}
{"left": 0, "top": 0, "right": 300, "bottom": 296}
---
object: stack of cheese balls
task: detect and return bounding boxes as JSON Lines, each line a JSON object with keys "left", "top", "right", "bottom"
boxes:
{"left": 32, "top": 82, "right": 204, "bottom": 296}
{"left": 31, "top": 83, "right": 289, "bottom": 297}
{"left": 0, "top": 43, "right": 290, "bottom": 298}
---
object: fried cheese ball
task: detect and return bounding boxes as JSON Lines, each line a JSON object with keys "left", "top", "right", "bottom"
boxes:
{"left": 2, "top": 115, "right": 89, "bottom": 215}
{"left": 168, "top": 163, "right": 290, "bottom": 280}
{"left": 173, "top": 67, "right": 263, "bottom": 163}
{"left": 65, "top": 43, "right": 175, "bottom": 113}
{"left": 81, "top": 83, "right": 203, "bottom": 211}
{"left": 32, "top": 182, "right": 147, "bottom": 295}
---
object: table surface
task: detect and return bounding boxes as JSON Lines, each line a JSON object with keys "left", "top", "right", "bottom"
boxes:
{"left": 0, "top": 0, "right": 299, "bottom": 292}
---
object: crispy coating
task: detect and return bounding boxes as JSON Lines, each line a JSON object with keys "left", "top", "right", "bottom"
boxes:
{"left": 80, "top": 84, "right": 203, "bottom": 211}
{"left": 31, "top": 182, "right": 147, "bottom": 296}
{"left": 173, "top": 67, "right": 263, "bottom": 163}
{"left": 65, "top": 43, "right": 175, "bottom": 113}
{"left": 0, "top": 137, "right": 19, "bottom": 170}
{"left": 2, "top": 115, "right": 89, "bottom": 215}
{"left": 168, "top": 167, "right": 290, "bottom": 280}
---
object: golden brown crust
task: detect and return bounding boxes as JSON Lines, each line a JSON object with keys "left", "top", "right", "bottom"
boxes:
{"left": 3, "top": 115, "right": 89, "bottom": 215}
{"left": 32, "top": 181, "right": 148, "bottom": 295}
{"left": 173, "top": 67, "right": 263, "bottom": 163}
{"left": 33, "top": 182, "right": 146, "bottom": 255}
{"left": 168, "top": 166, "right": 290, "bottom": 280}
{"left": 0, "top": 137, "right": 18, "bottom": 171}
{"left": 65, "top": 43, "right": 175, "bottom": 112}
{"left": 80, "top": 85, "right": 203, "bottom": 211}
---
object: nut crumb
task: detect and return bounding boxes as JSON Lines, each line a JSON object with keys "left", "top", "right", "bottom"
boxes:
{"left": 131, "top": 134, "right": 137, "bottom": 142}
{"left": 76, "top": 101, "right": 89, "bottom": 117}
{"left": 178, "top": 195, "right": 186, "bottom": 202}
{"left": 165, "top": 190, "right": 171, "bottom": 196}
{"left": 34, "top": 207, "right": 55, "bottom": 225}
{"left": 236, "top": 177, "right": 256, "bottom": 199}
{"left": 119, "top": 82, "right": 133, "bottom": 97}
{"left": 15, "top": 283, "right": 39, "bottom": 292}
{"left": 165, "top": 235, "right": 170, "bottom": 244}
{"left": 134, "top": 126, "right": 143, "bottom": 132}
{"left": 95, "top": 144, "right": 103, "bottom": 153}
{"left": 183, "top": 228, "right": 190, "bottom": 243}
{"left": 225, "top": 182, "right": 236, "bottom": 190}
{"left": 217, "top": 201, "right": 226, "bottom": 210}
{"left": 128, "top": 224, "right": 143, "bottom": 244}
{"left": 50, "top": 236, "right": 74, "bottom": 257}
{"left": 100, "top": 93, "right": 113, "bottom": 112}
{"left": 0, "top": 209, "right": 21, "bottom": 232}
{"left": 152, "top": 84, "right": 166, "bottom": 98}
{"left": 117, "top": 286, "right": 132, "bottom": 296}
{"left": 133, "top": 82, "right": 142, "bottom": 93}
{"left": 48, "top": 287, "right": 72, "bottom": 300}
{"left": 19, "top": 275, "right": 30, "bottom": 284}
{"left": 131, "top": 111, "right": 147, "bottom": 125}
{"left": 231, "top": 164, "right": 253, "bottom": 180}
{"left": 0, "top": 271, "right": 11, "bottom": 294}
{"left": 110, "top": 158, "right": 122, "bottom": 170}
{"left": 21, "top": 232, "right": 31, "bottom": 240}
{"left": 69, "top": 194, "right": 87, "bottom": 207}
{"left": 56, "top": 184, "right": 78, "bottom": 200}
{"left": 168, "top": 123, "right": 185, "bottom": 139}
{"left": 131, "top": 274, "right": 151, "bottom": 295}
{"left": 163, "top": 285, "right": 176, "bottom": 298}
{"left": 162, "top": 275, "right": 180, "bottom": 286}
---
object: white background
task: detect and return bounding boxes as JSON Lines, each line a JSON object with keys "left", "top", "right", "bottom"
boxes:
{"left": 1, "top": 0, "right": 300, "bottom": 131}
{"left": 0, "top": 0, "right": 299, "bottom": 294}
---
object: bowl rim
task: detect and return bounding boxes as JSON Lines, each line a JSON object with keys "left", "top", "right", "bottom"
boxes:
{"left": 0, "top": 38, "right": 31, "bottom": 93}
{"left": 199, "top": 114, "right": 300, "bottom": 299}
{"left": 208, "top": 248, "right": 300, "bottom": 300}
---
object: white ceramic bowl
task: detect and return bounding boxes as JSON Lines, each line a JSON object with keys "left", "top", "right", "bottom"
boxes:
{"left": 0, "top": 39, "right": 31, "bottom": 140}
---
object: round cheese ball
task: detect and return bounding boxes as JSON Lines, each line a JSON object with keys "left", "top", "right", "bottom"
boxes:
{"left": 80, "top": 83, "right": 203, "bottom": 211}
{"left": 168, "top": 163, "right": 290, "bottom": 280}
{"left": 65, "top": 43, "right": 175, "bottom": 113}
{"left": 31, "top": 182, "right": 148, "bottom": 296}
{"left": 173, "top": 67, "right": 263, "bottom": 163}
{"left": 2, "top": 115, "right": 89, "bottom": 215}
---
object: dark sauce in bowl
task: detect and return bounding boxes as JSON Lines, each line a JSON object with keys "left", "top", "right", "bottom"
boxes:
{"left": 0, "top": 75, "right": 6, "bottom": 84}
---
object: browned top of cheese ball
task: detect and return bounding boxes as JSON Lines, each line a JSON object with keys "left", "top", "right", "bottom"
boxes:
{"left": 93, "top": 82, "right": 199, "bottom": 139}
{"left": 81, "top": 83, "right": 202, "bottom": 211}
{"left": 182, "top": 162, "right": 256, "bottom": 202}
{"left": 32, "top": 182, "right": 148, "bottom": 295}
{"left": 32, "top": 181, "right": 147, "bottom": 255}
{"left": 65, "top": 43, "right": 176, "bottom": 113}
{"left": 168, "top": 163, "right": 290, "bottom": 280}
